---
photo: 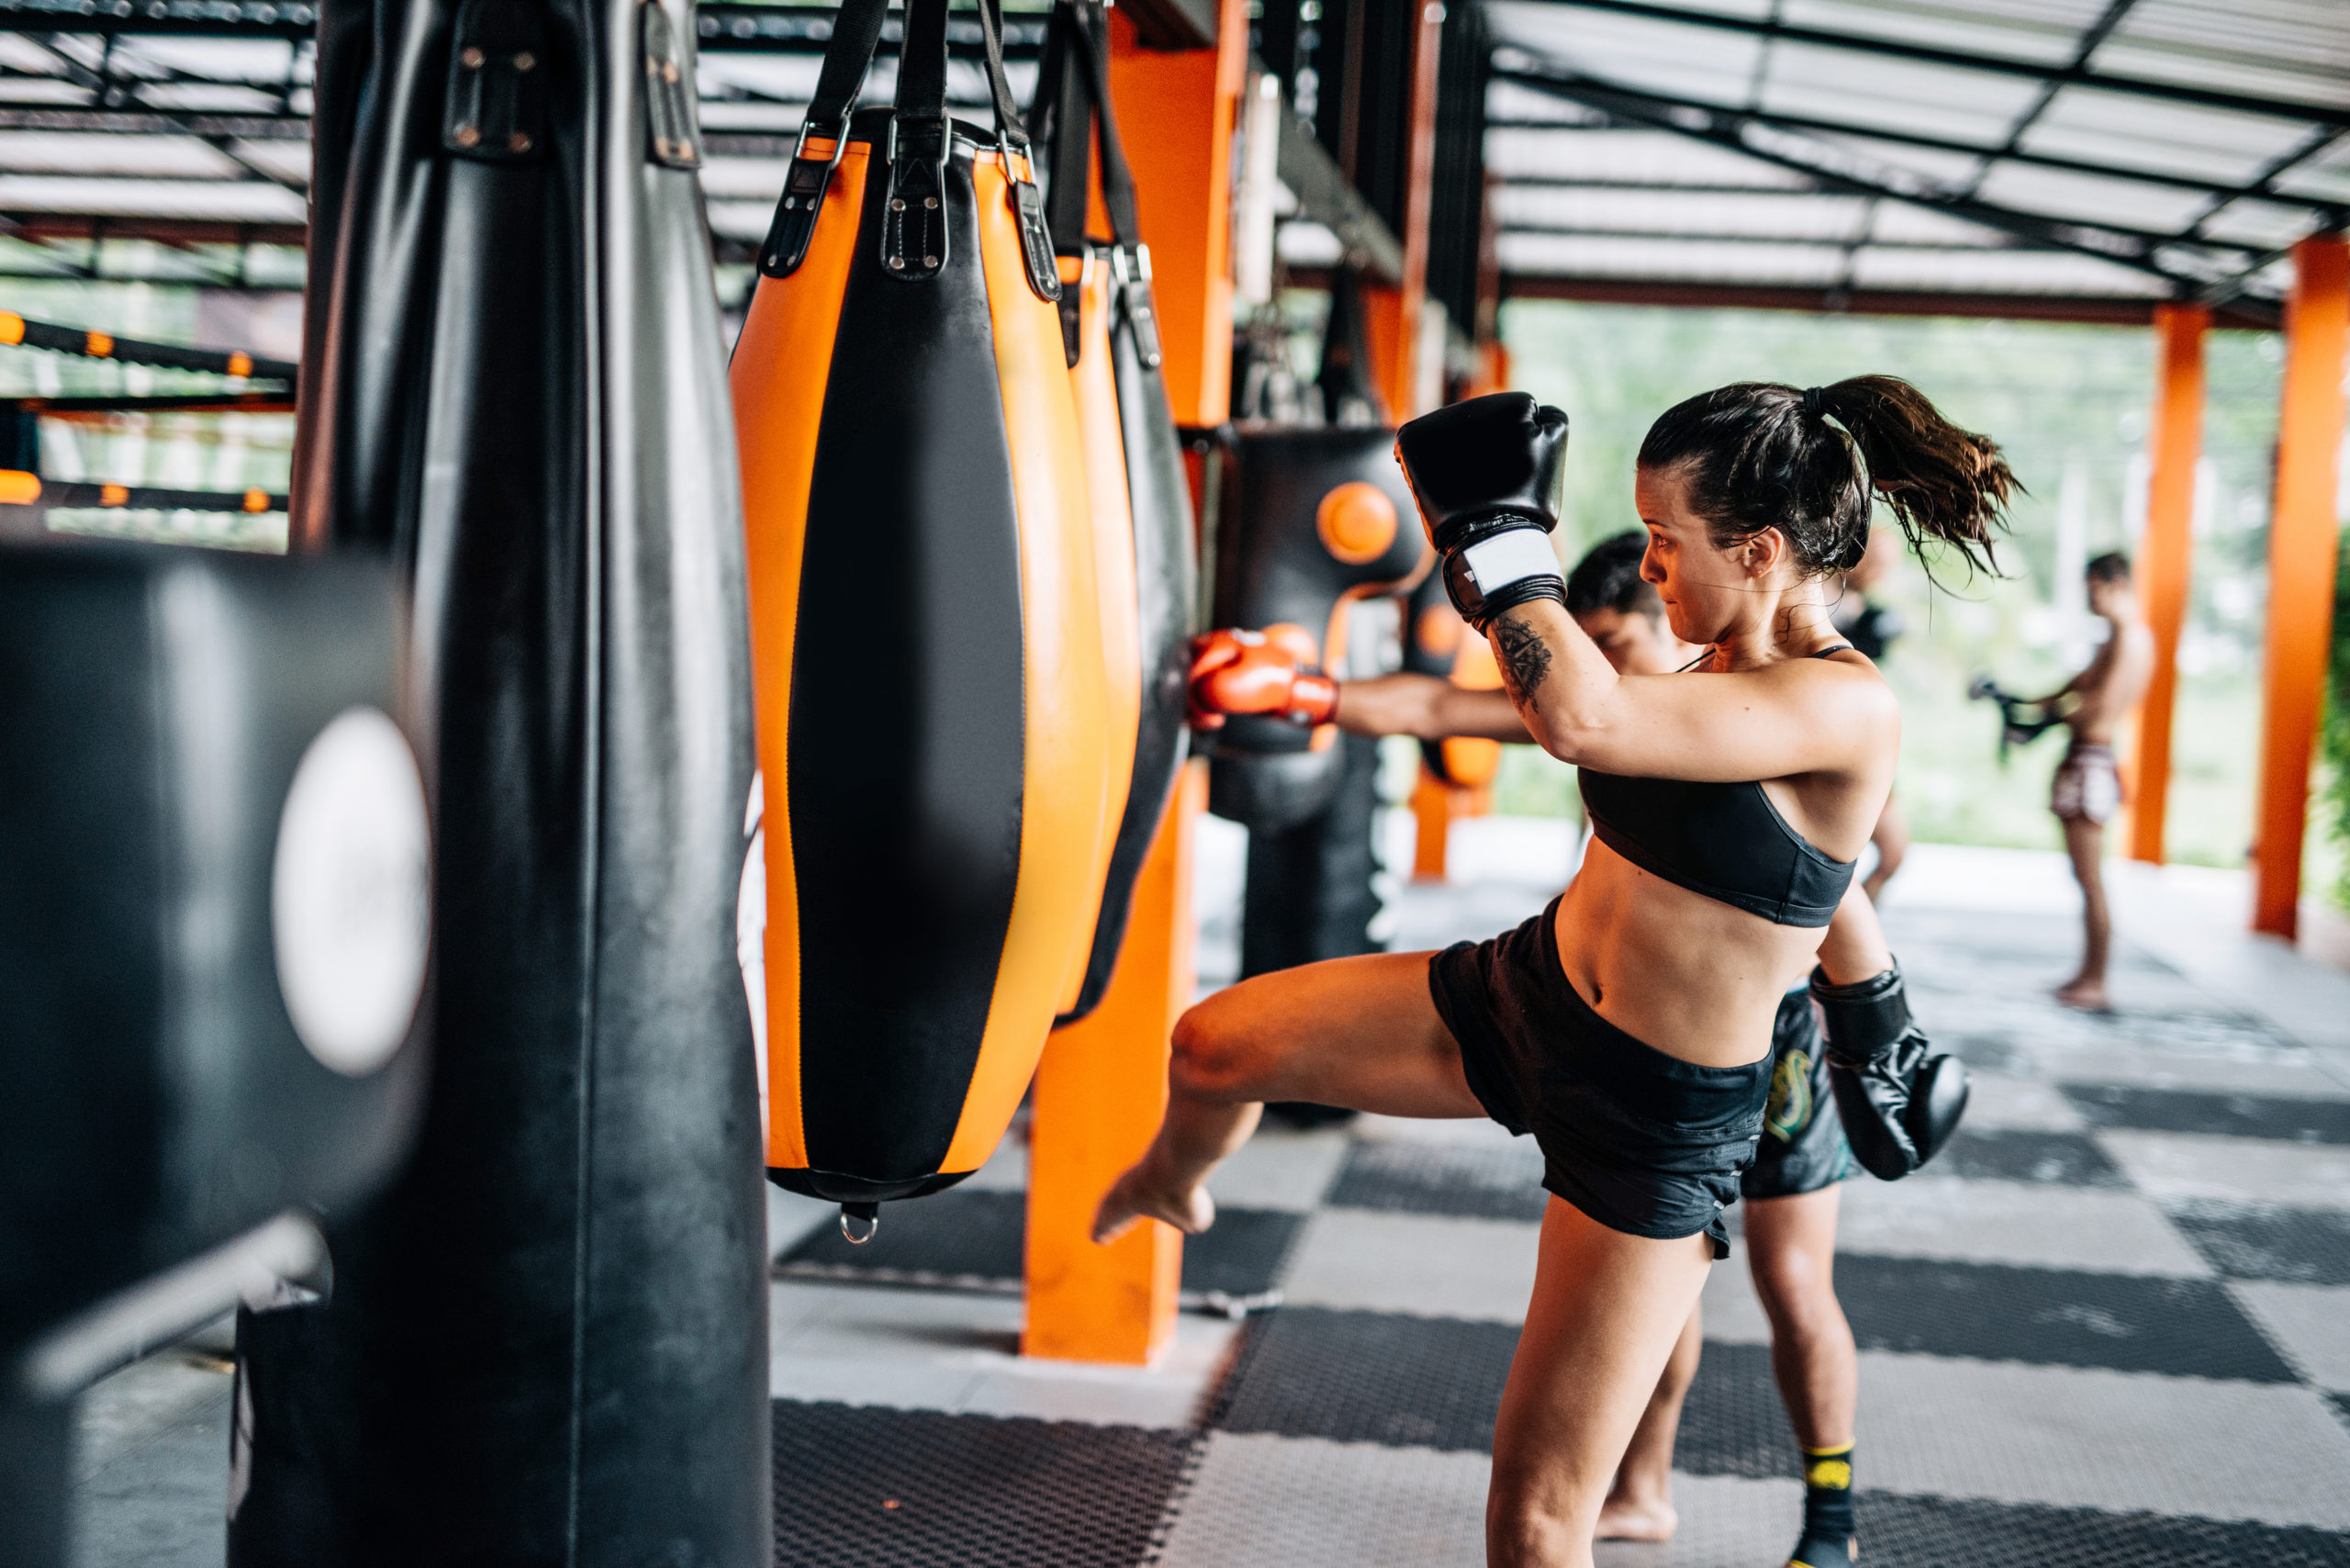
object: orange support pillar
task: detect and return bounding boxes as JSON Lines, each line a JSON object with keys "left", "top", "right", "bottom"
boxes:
{"left": 2127, "top": 303, "right": 2208, "bottom": 865}
{"left": 2253, "top": 235, "right": 2350, "bottom": 939}
{"left": 1360, "top": 0, "right": 1442, "bottom": 420}
{"left": 1024, "top": 0, "right": 1245, "bottom": 1363}
{"left": 1410, "top": 767, "right": 1450, "bottom": 880}
{"left": 1103, "top": 0, "right": 1248, "bottom": 428}
{"left": 1024, "top": 769, "right": 1203, "bottom": 1363}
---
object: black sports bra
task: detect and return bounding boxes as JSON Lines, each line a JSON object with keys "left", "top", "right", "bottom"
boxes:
{"left": 1576, "top": 646, "right": 1859, "bottom": 928}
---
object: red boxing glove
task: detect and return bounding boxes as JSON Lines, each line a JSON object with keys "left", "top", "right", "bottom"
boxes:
{"left": 1188, "top": 626, "right": 1339, "bottom": 730}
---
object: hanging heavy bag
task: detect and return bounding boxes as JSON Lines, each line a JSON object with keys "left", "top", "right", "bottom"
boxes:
{"left": 0, "top": 544, "right": 424, "bottom": 1568}
{"left": 1202, "top": 268, "right": 1428, "bottom": 834}
{"left": 735, "top": 0, "right": 1113, "bottom": 1222}
{"left": 1400, "top": 569, "right": 1505, "bottom": 790}
{"left": 228, "top": 0, "right": 767, "bottom": 1561}
{"left": 1036, "top": 0, "right": 1197, "bottom": 1025}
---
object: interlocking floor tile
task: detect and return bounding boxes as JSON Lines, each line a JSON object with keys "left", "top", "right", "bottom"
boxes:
{"left": 1210, "top": 1306, "right": 1517, "bottom": 1451}
{"left": 1833, "top": 1255, "right": 2297, "bottom": 1381}
{"left": 1834, "top": 1176, "right": 2210, "bottom": 1276}
{"left": 1322, "top": 1137, "right": 1549, "bottom": 1223}
{"left": 1278, "top": 1208, "right": 1540, "bottom": 1322}
{"left": 2230, "top": 1282, "right": 2350, "bottom": 1391}
{"left": 1930, "top": 1128, "right": 2129, "bottom": 1188}
{"left": 1860, "top": 1355, "right": 2350, "bottom": 1529}
{"left": 1203, "top": 1127, "right": 1352, "bottom": 1212}
{"left": 770, "top": 1401, "right": 1192, "bottom": 1568}
{"left": 2064, "top": 1084, "right": 2350, "bottom": 1146}
{"left": 777, "top": 1189, "right": 1304, "bottom": 1311}
{"left": 2031, "top": 1045, "right": 2350, "bottom": 1101}
{"left": 1673, "top": 1340, "right": 1802, "bottom": 1479}
{"left": 1954, "top": 1071, "right": 2091, "bottom": 1132}
{"left": 768, "top": 1282, "right": 1240, "bottom": 1428}
{"left": 2168, "top": 1203, "right": 2350, "bottom": 1285}
{"left": 2098, "top": 1131, "right": 2350, "bottom": 1211}
{"left": 1856, "top": 1492, "right": 2350, "bottom": 1568}
{"left": 1153, "top": 1430, "right": 1489, "bottom": 1568}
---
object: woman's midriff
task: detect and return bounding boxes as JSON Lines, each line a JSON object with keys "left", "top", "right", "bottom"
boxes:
{"left": 1551, "top": 838, "right": 1823, "bottom": 1070}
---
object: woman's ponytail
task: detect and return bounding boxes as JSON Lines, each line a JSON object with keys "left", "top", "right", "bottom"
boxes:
{"left": 1814, "top": 375, "right": 2011, "bottom": 577}
{"left": 1638, "top": 375, "right": 2013, "bottom": 579}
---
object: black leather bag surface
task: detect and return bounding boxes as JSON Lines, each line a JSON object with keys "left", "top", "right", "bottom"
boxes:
{"left": 229, "top": 0, "right": 767, "bottom": 1559}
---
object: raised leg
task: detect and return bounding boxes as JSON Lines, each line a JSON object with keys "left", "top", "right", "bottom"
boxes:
{"left": 1092, "top": 950, "right": 1482, "bottom": 1241}
{"left": 1595, "top": 1302, "right": 1701, "bottom": 1541}
{"left": 1487, "top": 1198, "right": 1715, "bottom": 1568}
{"left": 2055, "top": 815, "right": 2111, "bottom": 1011}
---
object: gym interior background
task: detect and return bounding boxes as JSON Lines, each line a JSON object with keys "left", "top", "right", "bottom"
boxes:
{"left": 3, "top": 1, "right": 2348, "bottom": 1565}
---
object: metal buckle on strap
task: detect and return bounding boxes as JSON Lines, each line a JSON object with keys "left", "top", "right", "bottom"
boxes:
{"left": 759, "top": 115, "right": 849, "bottom": 276}
{"left": 881, "top": 114, "right": 952, "bottom": 280}
{"left": 1112, "top": 243, "right": 1162, "bottom": 369}
{"left": 999, "top": 128, "right": 1063, "bottom": 304}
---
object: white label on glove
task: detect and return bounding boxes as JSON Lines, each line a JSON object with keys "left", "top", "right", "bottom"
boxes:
{"left": 1461, "top": 530, "right": 1561, "bottom": 594}
{"left": 270, "top": 707, "right": 430, "bottom": 1077}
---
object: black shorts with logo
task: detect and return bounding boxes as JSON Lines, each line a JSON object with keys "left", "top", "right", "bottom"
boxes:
{"left": 1743, "top": 987, "right": 1856, "bottom": 1202}
{"left": 1427, "top": 898, "right": 1773, "bottom": 1259}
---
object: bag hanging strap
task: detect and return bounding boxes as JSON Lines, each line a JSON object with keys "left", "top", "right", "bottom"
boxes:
{"left": 975, "top": 0, "right": 1062, "bottom": 300}
{"left": 1069, "top": 0, "right": 1160, "bottom": 367}
{"left": 880, "top": 0, "right": 954, "bottom": 279}
{"left": 758, "top": 0, "right": 890, "bottom": 275}
{"left": 1038, "top": 0, "right": 1160, "bottom": 364}
{"left": 1317, "top": 261, "right": 1389, "bottom": 425}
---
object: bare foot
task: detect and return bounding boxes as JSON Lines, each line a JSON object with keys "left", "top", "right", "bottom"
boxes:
{"left": 2053, "top": 979, "right": 2110, "bottom": 1013}
{"left": 1594, "top": 1495, "right": 1677, "bottom": 1542}
{"left": 1091, "top": 1156, "right": 1215, "bottom": 1244}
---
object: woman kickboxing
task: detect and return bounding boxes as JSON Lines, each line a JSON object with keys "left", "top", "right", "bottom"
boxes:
{"left": 1096, "top": 381, "right": 2005, "bottom": 1568}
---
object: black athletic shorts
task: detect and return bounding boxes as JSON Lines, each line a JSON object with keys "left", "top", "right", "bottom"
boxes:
{"left": 1428, "top": 898, "right": 1772, "bottom": 1259}
{"left": 1743, "top": 988, "right": 1856, "bottom": 1202}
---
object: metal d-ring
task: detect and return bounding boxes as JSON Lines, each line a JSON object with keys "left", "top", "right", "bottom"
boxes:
{"left": 838, "top": 1203, "right": 880, "bottom": 1245}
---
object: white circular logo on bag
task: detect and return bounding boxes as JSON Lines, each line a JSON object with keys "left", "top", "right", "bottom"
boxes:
{"left": 270, "top": 707, "right": 430, "bottom": 1076}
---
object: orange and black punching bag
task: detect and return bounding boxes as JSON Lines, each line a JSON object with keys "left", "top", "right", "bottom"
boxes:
{"left": 1203, "top": 270, "right": 1428, "bottom": 833}
{"left": 1038, "top": 0, "right": 1197, "bottom": 1023}
{"left": 1402, "top": 568, "right": 1506, "bottom": 789}
{"left": 734, "top": 0, "right": 1113, "bottom": 1222}
{"left": 228, "top": 0, "right": 767, "bottom": 1561}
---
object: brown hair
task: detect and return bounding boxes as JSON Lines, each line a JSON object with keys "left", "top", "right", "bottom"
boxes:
{"left": 1637, "top": 376, "right": 2013, "bottom": 579}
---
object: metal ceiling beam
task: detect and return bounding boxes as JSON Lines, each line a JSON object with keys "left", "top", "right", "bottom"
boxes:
{"left": 1960, "top": 0, "right": 2136, "bottom": 201}
{"left": 1498, "top": 272, "right": 2281, "bottom": 330}
{"left": 1494, "top": 61, "right": 2274, "bottom": 302}
{"left": 15, "top": 32, "right": 308, "bottom": 189}
{"left": 1481, "top": 113, "right": 2289, "bottom": 208}
{"left": 1496, "top": 219, "right": 2064, "bottom": 252}
{"left": 1501, "top": 0, "right": 2350, "bottom": 129}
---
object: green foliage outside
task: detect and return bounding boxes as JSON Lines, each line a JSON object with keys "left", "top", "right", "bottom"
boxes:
{"left": 1492, "top": 299, "right": 2298, "bottom": 875}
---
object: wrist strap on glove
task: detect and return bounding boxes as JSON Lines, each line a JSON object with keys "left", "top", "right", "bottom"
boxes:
{"left": 1808, "top": 964, "right": 1910, "bottom": 1067}
{"left": 1441, "top": 519, "right": 1565, "bottom": 631}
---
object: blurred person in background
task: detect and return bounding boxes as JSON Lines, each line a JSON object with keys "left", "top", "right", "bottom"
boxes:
{"left": 1834, "top": 530, "right": 1908, "bottom": 902}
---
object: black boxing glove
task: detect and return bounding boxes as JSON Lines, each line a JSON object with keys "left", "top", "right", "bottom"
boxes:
{"left": 1393, "top": 392, "right": 1571, "bottom": 631}
{"left": 1810, "top": 963, "right": 1970, "bottom": 1181}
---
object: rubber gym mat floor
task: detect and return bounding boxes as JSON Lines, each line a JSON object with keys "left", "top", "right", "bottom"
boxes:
{"left": 64, "top": 834, "right": 2350, "bottom": 1565}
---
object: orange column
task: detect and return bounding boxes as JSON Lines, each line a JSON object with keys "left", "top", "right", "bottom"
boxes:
{"left": 2128, "top": 304, "right": 2208, "bottom": 865}
{"left": 1103, "top": 0, "right": 1248, "bottom": 427}
{"left": 2253, "top": 235, "right": 2350, "bottom": 939}
{"left": 1024, "top": 770, "right": 1202, "bottom": 1363}
{"left": 1360, "top": 0, "right": 1442, "bottom": 420}
{"left": 1024, "top": 0, "right": 1245, "bottom": 1363}
{"left": 1410, "top": 767, "right": 1450, "bottom": 880}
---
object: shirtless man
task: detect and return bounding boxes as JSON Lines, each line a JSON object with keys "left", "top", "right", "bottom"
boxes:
{"left": 1214, "top": 533, "right": 1872, "bottom": 1562}
{"left": 2038, "top": 551, "right": 2154, "bottom": 1012}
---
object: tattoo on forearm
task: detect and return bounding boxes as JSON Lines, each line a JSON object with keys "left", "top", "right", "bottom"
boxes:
{"left": 1493, "top": 616, "right": 1553, "bottom": 710}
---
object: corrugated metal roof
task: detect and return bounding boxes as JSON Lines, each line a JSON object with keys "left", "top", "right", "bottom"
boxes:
{"left": 0, "top": 0, "right": 2337, "bottom": 319}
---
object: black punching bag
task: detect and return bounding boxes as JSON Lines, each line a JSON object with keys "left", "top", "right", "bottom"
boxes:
{"left": 228, "top": 0, "right": 767, "bottom": 1560}
{"left": 0, "top": 544, "right": 425, "bottom": 1568}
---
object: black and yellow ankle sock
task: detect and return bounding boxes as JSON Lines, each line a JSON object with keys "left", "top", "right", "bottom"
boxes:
{"left": 1786, "top": 1442, "right": 1856, "bottom": 1567}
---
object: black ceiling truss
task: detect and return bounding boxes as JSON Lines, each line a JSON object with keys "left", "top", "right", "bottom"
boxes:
{"left": 9, "top": 28, "right": 309, "bottom": 189}
{"left": 1502, "top": 0, "right": 2350, "bottom": 131}
{"left": 1954, "top": 0, "right": 2136, "bottom": 204}
{"left": 1494, "top": 55, "right": 2291, "bottom": 322}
